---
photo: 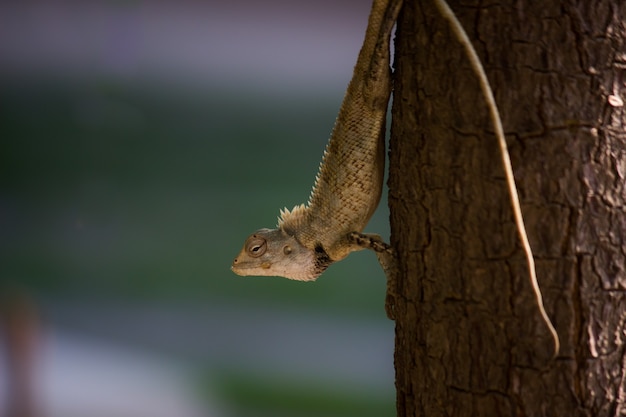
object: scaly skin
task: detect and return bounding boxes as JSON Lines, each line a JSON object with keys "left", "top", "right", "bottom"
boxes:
{"left": 232, "top": 0, "right": 402, "bottom": 281}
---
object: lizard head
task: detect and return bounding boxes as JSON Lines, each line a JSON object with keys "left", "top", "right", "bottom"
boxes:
{"left": 231, "top": 228, "right": 331, "bottom": 281}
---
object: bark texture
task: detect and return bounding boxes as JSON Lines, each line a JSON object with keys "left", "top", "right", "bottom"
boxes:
{"left": 389, "top": 0, "right": 626, "bottom": 415}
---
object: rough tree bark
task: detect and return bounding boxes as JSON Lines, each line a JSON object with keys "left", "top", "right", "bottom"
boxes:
{"left": 388, "top": 0, "right": 626, "bottom": 415}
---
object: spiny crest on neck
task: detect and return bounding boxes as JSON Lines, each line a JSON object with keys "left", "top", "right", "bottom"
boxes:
{"left": 304, "top": 144, "right": 330, "bottom": 208}
{"left": 277, "top": 204, "right": 309, "bottom": 233}
{"left": 278, "top": 144, "right": 328, "bottom": 233}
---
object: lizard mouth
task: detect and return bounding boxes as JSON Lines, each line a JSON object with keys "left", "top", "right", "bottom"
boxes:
{"left": 230, "top": 260, "right": 260, "bottom": 276}
{"left": 230, "top": 263, "right": 247, "bottom": 276}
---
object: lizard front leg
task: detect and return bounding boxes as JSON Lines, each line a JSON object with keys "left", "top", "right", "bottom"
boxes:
{"left": 348, "top": 232, "right": 398, "bottom": 320}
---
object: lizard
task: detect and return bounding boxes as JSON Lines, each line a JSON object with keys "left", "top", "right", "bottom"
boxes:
{"left": 231, "top": 0, "right": 402, "bottom": 319}
{"left": 231, "top": 0, "right": 560, "bottom": 357}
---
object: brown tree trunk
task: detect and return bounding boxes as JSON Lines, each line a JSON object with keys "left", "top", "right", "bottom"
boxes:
{"left": 389, "top": 0, "right": 626, "bottom": 415}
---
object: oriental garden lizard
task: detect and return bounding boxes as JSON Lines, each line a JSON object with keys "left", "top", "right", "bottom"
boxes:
{"left": 231, "top": 0, "right": 559, "bottom": 357}
{"left": 231, "top": 0, "right": 402, "bottom": 321}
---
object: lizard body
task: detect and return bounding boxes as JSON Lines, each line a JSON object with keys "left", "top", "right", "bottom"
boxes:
{"left": 231, "top": 0, "right": 402, "bottom": 282}
{"left": 231, "top": 0, "right": 559, "bottom": 356}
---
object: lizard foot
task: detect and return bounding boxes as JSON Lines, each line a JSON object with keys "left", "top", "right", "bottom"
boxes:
{"left": 347, "top": 232, "right": 391, "bottom": 252}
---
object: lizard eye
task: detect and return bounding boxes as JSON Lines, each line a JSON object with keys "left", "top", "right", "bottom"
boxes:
{"left": 283, "top": 245, "right": 292, "bottom": 255}
{"left": 246, "top": 237, "right": 267, "bottom": 258}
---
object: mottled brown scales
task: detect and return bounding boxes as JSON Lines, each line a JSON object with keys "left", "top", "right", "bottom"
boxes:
{"left": 231, "top": 0, "right": 402, "bottom": 283}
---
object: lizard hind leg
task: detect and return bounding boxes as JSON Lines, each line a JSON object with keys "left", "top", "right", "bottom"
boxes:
{"left": 347, "top": 232, "right": 398, "bottom": 320}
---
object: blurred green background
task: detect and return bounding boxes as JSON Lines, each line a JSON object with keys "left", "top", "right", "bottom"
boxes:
{"left": 0, "top": 1, "right": 394, "bottom": 416}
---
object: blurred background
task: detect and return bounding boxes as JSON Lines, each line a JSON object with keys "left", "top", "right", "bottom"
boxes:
{"left": 0, "top": 0, "right": 395, "bottom": 416}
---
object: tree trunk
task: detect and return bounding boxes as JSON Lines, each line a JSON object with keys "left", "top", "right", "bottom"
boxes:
{"left": 389, "top": 0, "right": 626, "bottom": 415}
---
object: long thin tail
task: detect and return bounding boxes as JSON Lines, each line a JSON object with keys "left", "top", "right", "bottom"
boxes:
{"left": 433, "top": 0, "right": 560, "bottom": 358}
